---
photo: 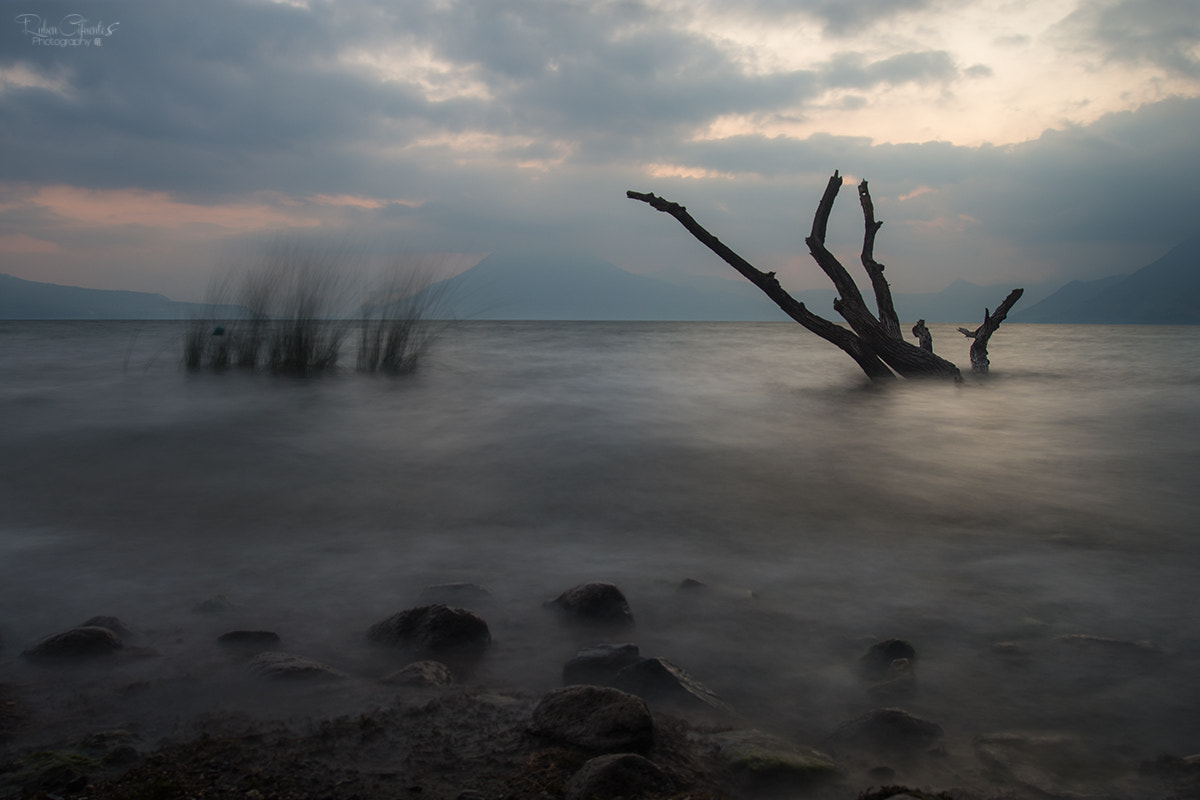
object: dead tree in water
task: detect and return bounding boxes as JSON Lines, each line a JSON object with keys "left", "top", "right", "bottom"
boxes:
{"left": 958, "top": 288, "right": 1024, "bottom": 373}
{"left": 627, "top": 171, "right": 1023, "bottom": 382}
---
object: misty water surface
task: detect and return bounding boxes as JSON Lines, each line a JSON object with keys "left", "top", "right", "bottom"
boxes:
{"left": 2, "top": 320, "right": 1199, "bottom": 769}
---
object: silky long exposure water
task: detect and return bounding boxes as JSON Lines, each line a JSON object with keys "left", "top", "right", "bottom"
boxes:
{"left": 2, "top": 320, "right": 1199, "bottom": 792}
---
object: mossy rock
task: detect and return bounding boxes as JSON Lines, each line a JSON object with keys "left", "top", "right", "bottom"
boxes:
{"left": 711, "top": 729, "right": 837, "bottom": 781}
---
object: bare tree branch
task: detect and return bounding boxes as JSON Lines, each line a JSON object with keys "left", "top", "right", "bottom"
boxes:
{"left": 803, "top": 175, "right": 961, "bottom": 380}
{"left": 627, "top": 171, "right": 1023, "bottom": 382}
{"left": 858, "top": 181, "right": 902, "bottom": 341}
{"left": 626, "top": 190, "right": 895, "bottom": 381}
{"left": 958, "top": 288, "right": 1025, "bottom": 373}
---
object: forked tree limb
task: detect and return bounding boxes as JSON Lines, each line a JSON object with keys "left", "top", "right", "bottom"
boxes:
{"left": 958, "top": 287, "right": 1025, "bottom": 373}
{"left": 858, "top": 181, "right": 902, "bottom": 341}
{"left": 627, "top": 172, "right": 1021, "bottom": 382}
{"left": 626, "top": 190, "right": 895, "bottom": 381}
{"left": 804, "top": 175, "right": 961, "bottom": 379}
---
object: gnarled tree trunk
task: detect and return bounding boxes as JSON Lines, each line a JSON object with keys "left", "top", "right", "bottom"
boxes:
{"left": 627, "top": 171, "right": 1023, "bottom": 382}
{"left": 958, "top": 288, "right": 1024, "bottom": 373}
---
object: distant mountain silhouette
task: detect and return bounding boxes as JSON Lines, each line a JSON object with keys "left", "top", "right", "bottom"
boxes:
{"left": 0, "top": 273, "right": 197, "bottom": 319}
{"left": 420, "top": 252, "right": 788, "bottom": 321}
{"left": 1014, "top": 237, "right": 1200, "bottom": 323}
{"left": 891, "top": 278, "right": 1053, "bottom": 325}
{"left": 11, "top": 241, "right": 1196, "bottom": 323}
{"left": 423, "top": 252, "right": 1048, "bottom": 323}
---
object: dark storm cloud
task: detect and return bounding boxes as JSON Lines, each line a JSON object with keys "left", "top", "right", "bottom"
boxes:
{"left": 704, "top": 0, "right": 936, "bottom": 37}
{"left": 1, "top": 0, "right": 970, "bottom": 198}
{"left": 628, "top": 94, "right": 1200, "bottom": 257}
{"left": 1055, "top": 0, "right": 1200, "bottom": 78}
{"left": 952, "top": 96, "right": 1200, "bottom": 244}
{"left": 2, "top": 0, "right": 1198, "bottom": 296}
{"left": 0, "top": 0, "right": 496, "bottom": 198}
{"left": 824, "top": 50, "right": 959, "bottom": 89}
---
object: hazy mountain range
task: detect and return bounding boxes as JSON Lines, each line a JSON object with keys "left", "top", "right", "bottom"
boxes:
{"left": 3, "top": 237, "right": 1197, "bottom": 323}
{"left": 1010, "top": 237, "right": 1200, "bottom": 324}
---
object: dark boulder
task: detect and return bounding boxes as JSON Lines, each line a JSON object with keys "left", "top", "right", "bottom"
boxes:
{"left": 610, "top": 657, "right": 733, "bottom": 717}
{"left": 22, "top": 626, "right": 122, "bottom": 661}
{"left": 563, "top": 643, "right": 643, "bottom": 686}
{"left": 827, "top": 708, "right": 943, "bottom": 753}
{"left": 367, "top": 605, "right": 491, "bottom": 653}
{"left": 547, "top": 583, "right": 634, "bottom": 628}
{"left": 529, "top": 685, "right": 654, "bottom": 753}
{"left": 860, "top": 639, "right": 917, "bottom": 681}
{"left": 565, "top": 753, "right": 674, "bottom": 800}
{"left": 80, "top": 616, "right": 133, "bottom": 638}
{"left": 707, "top": 729, "right": 837, "bottom": 785}
{"left": 247, "top": 652, "right": 347, "bottom": 681}
{"left": 383, "top": 660, "right": 455, "bottom": 687}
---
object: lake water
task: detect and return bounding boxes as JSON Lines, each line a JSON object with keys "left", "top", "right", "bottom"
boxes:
{"left": 2, "top": 320, "right": 1200, "bottom": 786}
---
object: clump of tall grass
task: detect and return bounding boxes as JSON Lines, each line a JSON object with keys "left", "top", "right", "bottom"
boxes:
{"left": 185, "top": 242, "right": 452, "bottom": 376}
{"left": 356, "top": 267, "right": 449, "bottom": 374}
{"left": 185, "top": 241, "right": 352, "bottom": 375}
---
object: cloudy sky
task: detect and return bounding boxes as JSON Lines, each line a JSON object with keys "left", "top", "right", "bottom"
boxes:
{"left": 2, "top": 0, "right": 1198, "bottom": 302}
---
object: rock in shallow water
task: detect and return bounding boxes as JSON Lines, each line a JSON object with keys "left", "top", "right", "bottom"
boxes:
{"left": 708, "top": 729, "right": 837, "bottom": 783}
{"left": 610, "top": 656, "right": 733, "bottom": 717}
{"left": 383, "top": 660, "right": 455, "bottom": 687}
{"left": 547, "top": 582, "right": 634, "bottom": 628}
{"left": 860, "top": 638, "right": 917, "bottom": 681}
{"left": 566, "top": 753, "right": 673, "bottom": 800}
{"left": 80, "top": 616, "right": 133, "bottom": 639}
{"left": 529, "top": 685, "right": 654, "bottom": 754}
{"left": 247, "top": 652, "right": 347, "bottom": 681}
{"left": 22, "top": 626, "right": 123, "bottom": 661}
{"left": 367, "top": 605, "right": 491, "bottom": 653}
{"left": 827, "top": 708, "right": 943, "bottom": 753}
{"left": 563, "top": 643, "right": 643, "bottom": 686}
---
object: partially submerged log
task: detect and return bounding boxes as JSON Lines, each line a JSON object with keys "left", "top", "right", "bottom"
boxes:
{"left": 627, "top": 171, "right": 1022, "bottom": 381}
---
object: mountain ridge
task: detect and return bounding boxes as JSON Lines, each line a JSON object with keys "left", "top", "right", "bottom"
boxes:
{"left": 1012, "top": 237, "right": 1200, "bottom": 323}
{"left": 5, "top": 237, "right": 1198, "bottom": 323}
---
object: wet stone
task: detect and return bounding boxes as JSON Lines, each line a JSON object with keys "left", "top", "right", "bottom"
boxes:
{"left": 860, "top": 638, "right": 918, "bottom": 681}
{"left": 565, "top": 753, "right": 674, "bottom": 800}
{"left": 80, "top": 616, "right": 133, "bottom": 638}
{"left": 708, "top": 729, "right": 838, "bottom": 784}
{"left": 22, "top": 626, "right": 123, "bottom": 661}
{"left": 247, "top": 652, "right": 347, "bottom": 681}
{"left": 383, "top": 660, "right": 455, "bottom": 687}
{"left": 367, "top": 605, "right": 491, "bottom": 653}
{"left": 563, "top": 643, "right": 643, "bottom": 686}
{"left": 529, "top": 685, "right": 654, "bottom": 754}
{"left": 547, "top": 583, "right": 634, "bottom": 628}
{"left": 827, "top": 708, "right": 943, "bottom": 753}
{"left": 610, "top": 657, "right": 733, "bottom": 717}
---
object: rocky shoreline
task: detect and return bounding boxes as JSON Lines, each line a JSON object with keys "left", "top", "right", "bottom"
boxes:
{"left": 3, "top": 581, "right": 1199, "bottom": 799}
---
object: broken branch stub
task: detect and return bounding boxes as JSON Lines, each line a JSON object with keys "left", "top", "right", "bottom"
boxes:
{"left": 958, "top": 287, "right": 1025, "bottom": 373}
